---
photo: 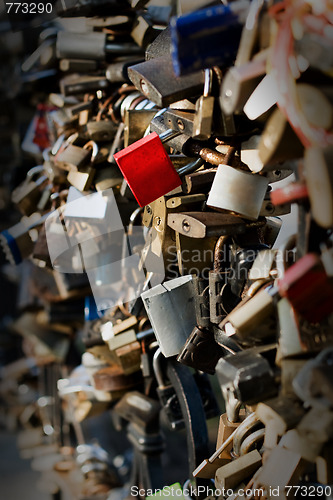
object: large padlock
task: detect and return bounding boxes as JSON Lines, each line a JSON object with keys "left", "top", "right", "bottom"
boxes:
{"left": 177, "top": 326, "right": 223, "bottom": 374}
{"left": 141, "top": 275, "right": 196, "bottom": 357}
{"left": 127, "top": 56, "right": 205, "bottom": 107}
{"left": 207, "top": 164, "right": 269, "bottom": 220}
{"left": 216, "top": 349, "right": 278, "bottom": 405}
{"left": 170, "top": 2, "right": 247, "bottom": 75}
{"left": 113, "top": 130, "right": 182, "bottom": 207}
{"left": 167, "top": 212, "right": 265, "bottom": 238}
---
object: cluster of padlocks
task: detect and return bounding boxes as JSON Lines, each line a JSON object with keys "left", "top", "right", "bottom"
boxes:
{"left": 1, "top": 0, "right": 333, "bottom": 499}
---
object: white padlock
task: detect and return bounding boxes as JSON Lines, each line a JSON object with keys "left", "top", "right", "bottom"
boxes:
{"left": 207, "top": 164, "right": 269, "bottom": 220}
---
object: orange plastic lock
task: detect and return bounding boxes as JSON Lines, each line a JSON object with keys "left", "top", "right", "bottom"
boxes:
{"left": 113, "top": 132, "right": 182, "bottom": 207}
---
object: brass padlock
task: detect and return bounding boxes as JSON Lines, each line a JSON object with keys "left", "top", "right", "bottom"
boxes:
{"left": 192, "top": 69, "right": 214, "bottom": 140}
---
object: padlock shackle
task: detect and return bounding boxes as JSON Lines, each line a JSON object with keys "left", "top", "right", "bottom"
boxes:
{"left": 159, "top": 128, "right": 182, "bottom": 144}
{"left": 176, "top": 157, "right": 204, "bottom": 177}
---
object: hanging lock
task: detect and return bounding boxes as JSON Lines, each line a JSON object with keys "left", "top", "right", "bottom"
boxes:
{"left": 113, "top": 130, "right": 203, "bottom": 207}
{"left": 66, "top": 141, "right": 98, "bottom": 191}
{"left": 192, "top": 69, "right": 214, "bottom": 140}
{"left": 141, "top": 275, "right": 196, "bottom": 357}
{"left": 216, "top": 349, "right": 278, "bottom": 406}
{"left": 12, "top": 166, "right": 48, "bottom": 216}
{"left": 167, "top": 212, "right": 265, "bottom": 238}
{"left": 207, "top": 164, "right": 269, "bottom": 220}
{"left": 54, "top": 135, "right": 92, "bottom": 172}
{"left": 170, "top": 2, "right": 247, "bottom": 76}
{"left": 86, "top": 120, "right": 117, "bottom": 143}
{"left": 127, "top": 56, "right": 205, "bottom": 107}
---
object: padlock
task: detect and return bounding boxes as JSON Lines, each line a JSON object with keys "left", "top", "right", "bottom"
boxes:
{"left": 215, "top": 410, "right": 246, "bottom": 463}
{"left": 0, "top": 212, "right": 49, "bottom": 265}
{"left": 56, "top": 31, "right": 142, "bottom": 61}
{"left": 258, "top": 108, "right": 305, "bottom": 167}
{"left": 215, "top": 450, "right": 262, "bottom": 490}
{"left": 220, "top": 57, "right": 266, "bottom": 116}
{"left": 94, "top": 165, "right": 123, "bottom": 191}
{"left": 278, "top": 252, "right": 333, "bottom": 323}
{"left": 123, "top": 108, "right": 157, "bottom": 147}
{"left": 59, "top": 74, "right": 110, "bottom": 97}
{"left": 296, "top": 83, "right": 333, "bottom": 131}
{"left": 192, "top": 69, "right": 214, "bottom": 140}
{"left": 86, "top": 120, "right": 117, "bottom": 142}
{"left": 250, "top": 445, "right": 307, "bottom": 497}
{"left": 113, "top": 130, "right": 182, "bottom": 207}
{"left": 114, "top": 391, "right": 160, "bottom": 433}
{"left": 304, "top": 145, "right": 333, "bottom": 229}
{"left": 141, "top": 275, "right": 196, "bottom": 357}
{"left": 131, "top": 12, "right": 163, "bottom": 49}
{"left": 59, "top": 58, "right": 99, "bottom": 73}
{"left": 240, "top": 134, "right": 296, "bottom": 176}
{"left": 67, "top": 166, "right": 96, "bottom": 191}
{"left": 167, "top": 212, "right": 265, "bottom": 238}
{"left": 12, "top": 166, "right": 48, "bottom": 216}
{"left": 127, "top": 56, "right": 205, "bottom": 107}
{"left": 175, "top": 231, "right": 217, "bottom": 276}
{"left": 55, "top": 142, "right": 91, "bottom": 172}
{"left": 219, "top": 284, "right": 278, "bottom": 341}
{"left": 216, "top": 350, "right": 278, "bottom": 405}
{"left": 170, "top": 2, "right": 248, "bottom": 76}
{"left": 207, "top": 165, "right": 269, "bottom": 220}
{"left": 93, "top": 364, "right": 143, "bottom": 399}
{"left": 177, "top": 326, "right": 223, "bottom": 374}
{"left": 248, "top": 249, "right": 278, "bottom": 283}
{"left": 183, "top": 168, "right": 216, "bottom": 194}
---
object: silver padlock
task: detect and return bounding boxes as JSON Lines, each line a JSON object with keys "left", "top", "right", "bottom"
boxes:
{"left": 207, "top": 164, "right": 269, "bottom": 220}
{"left": 192, "top": 68, "right": 214, "bottom": 140}
{"left": 141, "top": 275, "right": 196, "bottom": 357}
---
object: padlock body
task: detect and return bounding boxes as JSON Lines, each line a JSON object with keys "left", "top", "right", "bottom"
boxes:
{"left": 207, "top": 165, "right": 268, "bottom": 220}
{"left": 113, "top": 132, "right": 182, "bottom": 207}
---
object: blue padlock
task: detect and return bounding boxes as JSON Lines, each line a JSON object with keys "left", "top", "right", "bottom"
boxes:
{"left": 170, "top": 0, "right": 249, "bottom": 76}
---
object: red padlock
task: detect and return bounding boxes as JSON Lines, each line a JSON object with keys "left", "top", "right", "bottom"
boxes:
{"left": 278, "top": 253, "right": 333, "bottom": 323}
{"left": 113, "top": 132, "right": 182, "bottom": 207}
